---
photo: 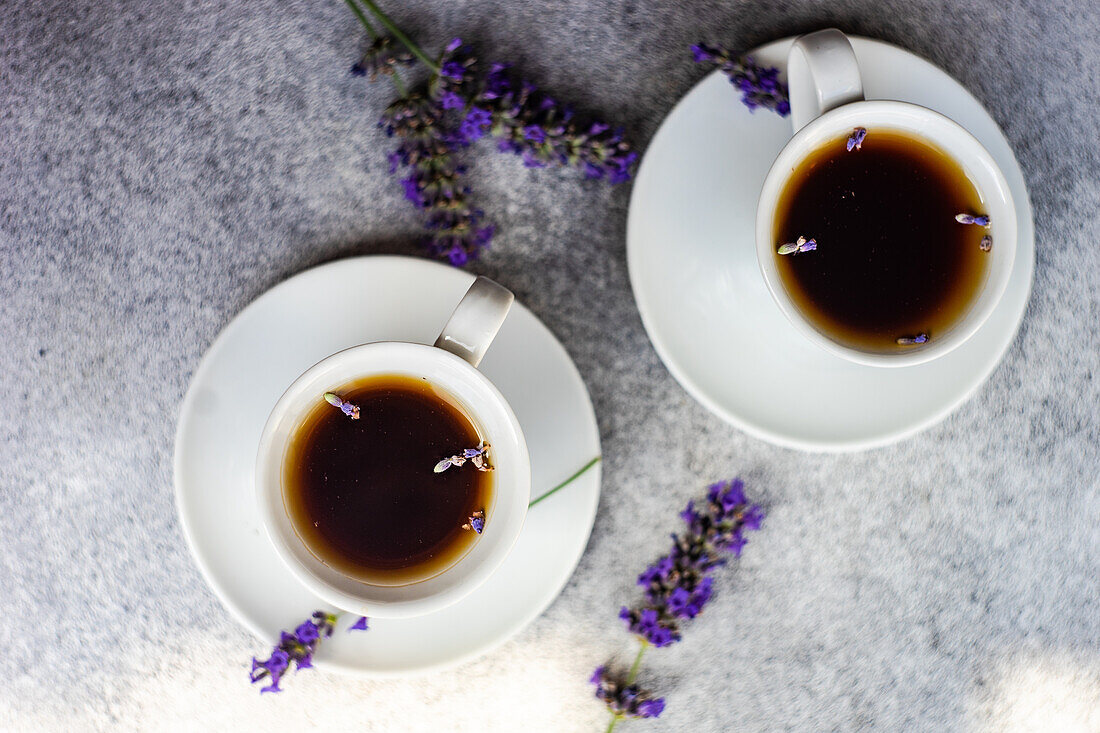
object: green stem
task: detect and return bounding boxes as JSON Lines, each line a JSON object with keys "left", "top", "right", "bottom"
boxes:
{"left": 527, "top": 456, "right": 601, "bottom": 508}
{"left": 389, "top": 69, "right": 407, "bottom": 97}
{"left": 342, "top": 0, "right": 379, "bottom": 39}
{"left": 602, "top": 641, "right": 649, "bottom": 733}
{"left": 355, "top": 0, "right": 440, "bottom": 72}
{"left": 625, "top": 641, "right": 648, "bottom": 685}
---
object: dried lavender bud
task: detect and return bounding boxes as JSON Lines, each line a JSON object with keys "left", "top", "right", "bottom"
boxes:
{"left": 348, "top": 616, "right": 369, "bottom": 632}
{"left": 847, "top": 127, "right": 867, "bottom": 151}
{"left": 777, "top": 236, "right": 817, "bottom": 255}
{"left": 591, "top": 666, "right": 665, "bottom": 720}
{"left": 323, "top": 392, "right": 360, "bottom": 420}
{"left": 350, "top": 36, "right": 414, "bottom": 79}
{"left": 955, "top": 213, "right": 991, "bottom": 227}
{"left": 896, "top": 333, "right": 929, "bottom": 346}
{"left": 462, "top": 509, "right": 486, "bottom": 534}
{"left": 435, "top": 441, "right": 493, "bottom": 473}
{"left": 691, "top": 44, "right": 790, "bottom": 117}
{"left": 980, "top": 235, "right": 993, "bottom": 252}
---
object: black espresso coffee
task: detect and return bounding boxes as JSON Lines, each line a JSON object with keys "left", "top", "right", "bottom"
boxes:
{"left": 773, "top": 128, "right": 990, "bottom": 352}
{"left": 284, "top": 375, "right": 491, "bottom": 584}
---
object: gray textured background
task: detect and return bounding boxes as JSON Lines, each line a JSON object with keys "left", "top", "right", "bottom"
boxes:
{"left": 2, "top": 0, "right": 1098, "bottom": 731}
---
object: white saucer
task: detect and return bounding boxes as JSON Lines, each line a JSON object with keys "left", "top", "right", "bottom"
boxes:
{"left": 627, "top": 36, "right": 1035, "bottom": 451}
{"left": 174, "top": 256, "right": 601, "bottom": 675}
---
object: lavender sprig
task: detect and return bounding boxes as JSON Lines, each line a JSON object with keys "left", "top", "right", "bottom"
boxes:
{"left": 433, "top": 41, "right": 638, "bottom": 182}
{"left": 324, "top": 392, "right": 360, "bottom": 420}
{"left": 348, "top": 16, "right": 635, "bottom": 264}
{"left": 691, "top": 44, "right": 790, "bottom": 116}
{"left": 621, "top": 479, "right": 763, "bottom": 647}
{"left": 250, "top": 612, "right": 368, "bottom": 693}
{"left": 434, "top": 441, "right": 493, "bottom": 473}
{"left": 595, "top": 479, "right": 764, "bottom": 727}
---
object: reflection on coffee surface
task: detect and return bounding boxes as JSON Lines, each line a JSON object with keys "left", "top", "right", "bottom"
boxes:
{"left": 284, "top": 375, "right": 492, "bottom": 585}
{"left": 773, "top": 128, "right": 991, "bottom": 352}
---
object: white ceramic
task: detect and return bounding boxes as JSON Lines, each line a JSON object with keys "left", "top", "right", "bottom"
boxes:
{"left": 756, "top": 29, "right": 1016, "bottom": 367}
{"left": 174, "top": 256, "right": 601, "bottom": 674}
{"left": 255, "top": 277, "right": 531, "bottom": 619}
{"left": 627, "top": 35, "right": 1034, "bottom": 451}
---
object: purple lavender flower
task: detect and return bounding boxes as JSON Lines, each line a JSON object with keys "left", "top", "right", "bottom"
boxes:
{"left": 591, "top": 666, "right": 665, "bottom": 720}
{"left": 349, "top": 616, "right": 369, "bottom": 632}
{"left": 980, "top": 235, "right": 993, "bottom": 252}
{"left": 692, "top": 44, "right": 790, "bottom": 117}
{"left": 847, "top": 127, "right": 867, "bottom": 151}
{"left": 459, "top": 106, "right": 492, "bottom": 142}
{"left": 323, "top": 392, "right": 360, "bottom": 420}
{"left": 619, "top": 607, "right": 678, "bottom": 647}
{"left": 620, "top": 479, "right": 764, "bottom": 646}
{"left": 250, "top": 612, "right": 338, "bottom": 693}
{"left": 440, "top": 61, "right": 468, "bottom": 81}
{"left": 956, "top": 213, "right": 991, "bottom": 227}
{"left": 439, "top": 90, "right": 466, "bottom": 110}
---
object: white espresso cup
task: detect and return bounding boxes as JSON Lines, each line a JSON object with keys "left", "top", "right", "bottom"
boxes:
{"left": 756, "top": 29, "right": 1017, "bottom": 367}
{"left": 255, "top": 276, "right": 530, "bottom": 618}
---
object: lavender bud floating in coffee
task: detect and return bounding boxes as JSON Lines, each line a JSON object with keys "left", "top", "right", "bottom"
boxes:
{"left": 777, "top": 236, "right": 817, "bottom": 256}
{"left": 462, "top": 509, "right": 486, "bottom": 534}
{"left": 846, "top": 127, "right": 867, "bottom": 152}
{"left": 323, "top": 392, "right": 360, "bottom": 420}
{"left": 980, "top": 235, "right": 993, "bottom": 252}
{"left": 434, "top": 441, "right": 493, "bottom": 473}
{"left": 896, "top": 333, "right": 930, "bottom": 346}
{"left": 955, "top": 213, "right": 991, "bottom": 227}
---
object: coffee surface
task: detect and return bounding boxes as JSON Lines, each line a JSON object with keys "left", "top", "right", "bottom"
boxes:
{"left": 284, "top": 375, "right": 490, "bottom": 585}
{"left": 773, "top": 129, "right": 989, "bottom": 351}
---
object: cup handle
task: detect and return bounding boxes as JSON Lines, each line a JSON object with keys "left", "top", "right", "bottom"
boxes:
{"left": 433, "top": 276, "right": 514, "bottom": 368}
{"left": 787, "top": 29, "right": 864, "bottom": 132}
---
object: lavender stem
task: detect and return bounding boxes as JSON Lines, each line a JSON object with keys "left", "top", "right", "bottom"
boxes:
{"left": 341, "top": 0, "right": 379, "bottom": 39}
{"left": 527, "top": 456, "right": 601, "bottom": 508}
{"left": 625, "top": 641, "right": 648, "bottom": 685}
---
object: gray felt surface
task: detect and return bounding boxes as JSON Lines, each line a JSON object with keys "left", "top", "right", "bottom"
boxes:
{"left": 2, "top": 0, "right": 1099, "bottom": 731}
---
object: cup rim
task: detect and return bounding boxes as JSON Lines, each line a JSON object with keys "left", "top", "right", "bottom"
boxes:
{"left": 255, "top": 340, "right": 531, "bottom": 618}
{"left": 755, "top": 99, "right": 1018, "bottom": 368}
